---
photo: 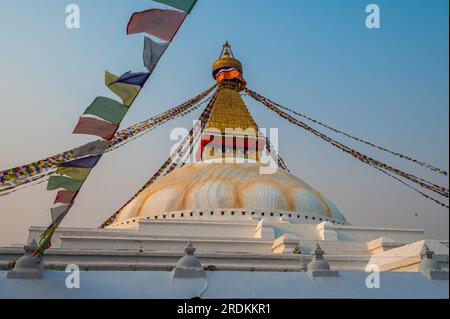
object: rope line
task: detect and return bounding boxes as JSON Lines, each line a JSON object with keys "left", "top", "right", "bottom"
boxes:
{"left": 0, "top": 171, "right": 53, "bottom": 197}
{"left": 367, "top": 163, "right": 449, "bottom": 208}
{"left": 245, "top": 89, "right": 448, "bottom": 177}
{"left": 245, "top": 88, "right": 449, "bottom": 207}
{"left": 265, "top": 137, "right": 290, "bottom": 172}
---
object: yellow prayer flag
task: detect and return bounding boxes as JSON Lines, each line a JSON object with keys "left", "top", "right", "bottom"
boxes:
{"left": 105, "top": 71, "right": 141, "bottom": 107}
{"left": 56, "top": 167, "right": 92, "bottom": 181}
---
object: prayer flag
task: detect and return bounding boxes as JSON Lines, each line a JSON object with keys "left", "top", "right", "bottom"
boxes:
{"left": 127, "top": 9, "right": 186, "bottom": 41}
{"left": 56, "top": 167, "right": 91, "bottom": 180}
{"left": 152, "top": 0, "right": 198, "bottom": 13}
{"left": 51, "top": 204, "right": 73, "bottom": 224}
{"left": 72, "top": 140, "right": 110, "bottom": 159}
{"left": 54, "top": 191, "right": 78, "bottom": 204}
{"left": 47, "top": 176, "right": 84, "bottom": 192}
{"left": 60, "top": 155, "right": 102, "bottom": 169}
{"left": 115, "top": 71, "right": 150, "bottom": 87}
{"left": 83, "top": 97, "right": 128, "bottom": 125}
{"left": 105, "top": 71, "right": 141, "bottom": 107}
{"left": 143, "top": 36, "right": 168, "bottom": 74}
{"left": 73, "top": 117, "right": 118, "bottom": 140}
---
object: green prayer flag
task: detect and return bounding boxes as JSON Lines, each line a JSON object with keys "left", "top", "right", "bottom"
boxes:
{"left": 47, "top": 176, "right": 84, "bottom": 192}
{"left": 153, "top": 0, "right": 198, "bottom": 13}
{"left": 105, "top": 71, "right": 141, "bottom": 107}
{"left": 83, "top": 96, "right": 128, "bottom": 125}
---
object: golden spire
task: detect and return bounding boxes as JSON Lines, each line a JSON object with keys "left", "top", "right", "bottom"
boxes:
{"left": 199, "top": 42, "right": 264, "bottom": 162}
{"left": 219, "top": 41, "right": 234, "bottom": 58}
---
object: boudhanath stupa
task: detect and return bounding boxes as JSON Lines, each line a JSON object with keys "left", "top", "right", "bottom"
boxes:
{"left": 0, "top": 43, "right": 448, "bottom": 299}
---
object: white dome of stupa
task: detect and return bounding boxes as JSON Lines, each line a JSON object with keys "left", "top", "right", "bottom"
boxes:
{"left": 110, "top": 161, "right": 347, "bottom": 228}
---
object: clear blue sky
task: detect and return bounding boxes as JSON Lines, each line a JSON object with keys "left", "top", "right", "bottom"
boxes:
{"left": 0, "top": 0, "right": 448, "bottom": 245}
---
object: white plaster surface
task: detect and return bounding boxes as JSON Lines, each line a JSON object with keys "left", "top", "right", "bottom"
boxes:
{"left": 0, "top": 270, "right": 447, "bottom": 299}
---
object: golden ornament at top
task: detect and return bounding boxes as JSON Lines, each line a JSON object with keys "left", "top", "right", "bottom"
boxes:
{"left": 212, "top": 41, "right": 243, "bottom": 78}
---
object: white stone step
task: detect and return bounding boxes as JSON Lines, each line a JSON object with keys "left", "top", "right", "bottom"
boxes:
{"left": 138, "top": 219, "right": 259, "bottom": 239}
{"left": 59, "top": 235, "right": 274, "bottom": 254}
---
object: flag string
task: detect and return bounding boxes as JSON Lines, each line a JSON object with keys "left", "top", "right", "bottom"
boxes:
{"left": 244, "top": 88, "right": 448, "bottom": 177}
{"left": 244, "top": 88, "right": 449, "bottom": 208}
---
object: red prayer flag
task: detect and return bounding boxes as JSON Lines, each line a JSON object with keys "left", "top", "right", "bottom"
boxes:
{"left": 54, "top": 191, "right": 78, "bottom": 204}
{"left": 127, "top": 9, "right": 187, "bottom": 42}
{"left": 73, "top": 117, "right": 118, "bottom": 140}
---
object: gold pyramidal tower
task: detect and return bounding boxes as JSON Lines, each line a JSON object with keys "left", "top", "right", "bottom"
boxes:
{"left": 199, "top": 42, "right": 265, "bottom": 162}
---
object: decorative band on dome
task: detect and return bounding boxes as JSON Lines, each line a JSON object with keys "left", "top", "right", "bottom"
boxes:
{"left": 212, "top": 66, "right": 243, "bottom": 78}
{"left": 214, "top": 67, "right": 246, "bottom": 85}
